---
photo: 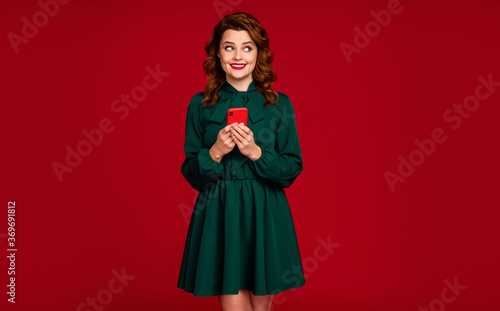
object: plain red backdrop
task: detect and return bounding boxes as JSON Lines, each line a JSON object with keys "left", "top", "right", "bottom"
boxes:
{"left": 1, "top": 0, "right": 500, "bottom": 310}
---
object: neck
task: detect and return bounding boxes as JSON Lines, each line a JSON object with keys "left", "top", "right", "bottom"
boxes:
{"left": 226, "top": 76, "right": 253, "bottom": 92}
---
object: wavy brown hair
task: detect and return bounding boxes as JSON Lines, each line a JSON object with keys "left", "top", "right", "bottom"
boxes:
{"left": 201, "top": 12, "right": 278, "bottom": 108}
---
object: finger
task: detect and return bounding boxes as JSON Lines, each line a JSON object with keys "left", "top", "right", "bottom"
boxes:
{"left": 231, "top": 124, "right": 247, "bottom": 138}
{"left": 231, "top": 134, "right": 241, "bottom": 148}
{"left": 223, "top": 127, "right": 234, "bottom": 138}
{"left": 237, "top": 123, "right": 251, "bottom": 135}
{"left": 223, "top": 135, "right": 234, "bottom": 145}
{"left": 223, "top": 124, "right": 236, "bottom": 133}
{"left": 231, "top": 126, "right": 244, "bottom": 141}
{"left": 235, "top": 126, "right": 252, "bottom": 144}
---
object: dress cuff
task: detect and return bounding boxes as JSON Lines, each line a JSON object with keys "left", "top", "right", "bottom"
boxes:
{"left": 197, "top": 147, "right": 224, "bottom": 176}
{"left": 251, "top": 140, "right": 272, "bottom": 164}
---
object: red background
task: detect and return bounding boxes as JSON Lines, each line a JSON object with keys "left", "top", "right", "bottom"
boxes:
{"left": 1, "top": 0, "right": 500, "bottom": 310}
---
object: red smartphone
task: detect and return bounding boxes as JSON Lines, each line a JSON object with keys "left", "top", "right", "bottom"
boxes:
{"left": 227, "top": 108, "right": 248, "bottom": 126}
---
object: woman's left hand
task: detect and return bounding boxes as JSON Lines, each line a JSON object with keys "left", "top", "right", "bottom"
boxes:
{"left": 229, "top": 123, "right": 262, "bottom": 161}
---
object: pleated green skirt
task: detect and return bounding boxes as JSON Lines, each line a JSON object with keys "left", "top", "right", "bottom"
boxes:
{"left": 177, "top": 177, "right": 306, "bottom": 297}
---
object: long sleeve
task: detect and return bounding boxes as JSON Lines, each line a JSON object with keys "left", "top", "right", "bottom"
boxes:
{"left": 248, "top": 94, "right": 303, "bottom": 188}
{"left": 180, "top": 94, "right": 224, "bottom": 192}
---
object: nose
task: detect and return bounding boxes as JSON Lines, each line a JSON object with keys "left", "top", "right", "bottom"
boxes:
{"left": 234, "top": 48, "right": 242, "bottom": 60}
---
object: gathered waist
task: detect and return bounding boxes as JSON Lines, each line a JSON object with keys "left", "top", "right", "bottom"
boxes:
{"left": 220, "top": 177, "right": 259, "bottom": 181}
{"left": 201, "top": 176, "right": 282, "bottom": 192}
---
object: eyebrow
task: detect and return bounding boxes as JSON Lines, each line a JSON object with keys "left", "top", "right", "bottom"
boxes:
{"left": 222, "top": 41, "right": 255, "bottom": 46}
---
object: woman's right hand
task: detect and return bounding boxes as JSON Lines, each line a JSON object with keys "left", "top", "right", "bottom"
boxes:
{"left": 209, "top": 124, "right": 236, "bottom": 163}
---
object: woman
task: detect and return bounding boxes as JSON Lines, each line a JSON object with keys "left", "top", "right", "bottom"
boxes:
{"left": 177, "top": 12, "right": 305, "bottom": 310}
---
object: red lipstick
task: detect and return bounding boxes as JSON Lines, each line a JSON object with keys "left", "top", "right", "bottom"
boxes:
{"left": 230, "top": 63, "right": 246, "bottom": 70}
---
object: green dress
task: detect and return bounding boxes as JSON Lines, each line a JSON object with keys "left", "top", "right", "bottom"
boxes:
{"left": 177, "top": 80, "right": 305, "bottom": 297}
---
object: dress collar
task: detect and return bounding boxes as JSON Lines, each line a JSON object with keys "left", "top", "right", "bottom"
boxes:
{"left": 208, "top": 80, "right": 265, "bottom": 125}
{"left": 221, "top": 80, "right": 256, "bottom": 93}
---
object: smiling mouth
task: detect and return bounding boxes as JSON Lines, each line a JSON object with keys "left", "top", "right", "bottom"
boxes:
{"left": 230, "top": 64, "right": 246, "bottom": 70}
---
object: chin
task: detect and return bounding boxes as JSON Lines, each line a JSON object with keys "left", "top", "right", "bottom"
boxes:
{"left": 230, "top": 75, "right": 250, "bottom": 81}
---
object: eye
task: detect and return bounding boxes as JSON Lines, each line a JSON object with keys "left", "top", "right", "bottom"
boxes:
{"left": 223, "top": 46, "right": 252, "bottom": 52}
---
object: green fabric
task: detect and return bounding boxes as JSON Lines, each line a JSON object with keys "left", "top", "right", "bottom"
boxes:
{"left": 177, "top": 80, "right": 305, "bottom": 297}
